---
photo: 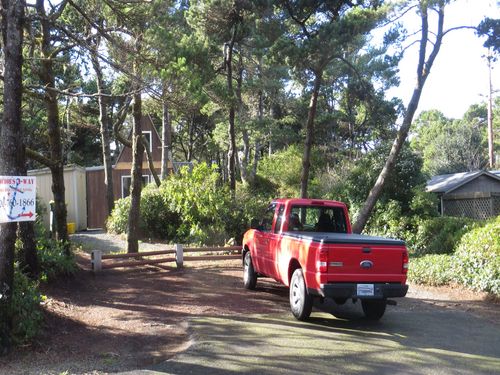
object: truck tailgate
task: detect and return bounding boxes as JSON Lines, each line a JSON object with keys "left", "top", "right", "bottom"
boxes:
{"left": 324, "top": 243, "right": 406, "bottom": 282}
{"left": 284, "top": 232, "right": 407, "bottom": 283}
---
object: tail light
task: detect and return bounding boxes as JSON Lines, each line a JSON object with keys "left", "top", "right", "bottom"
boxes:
{"left": 317, "top": 249, "right": 328, "bottom": 273}
{"left": 402, "top": 251, "right": 409, "bottom": 274}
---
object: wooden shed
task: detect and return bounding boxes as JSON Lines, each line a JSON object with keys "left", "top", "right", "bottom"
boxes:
{"left": 28, "top": 165, "right": 88, "bottom": 231}
{"left": 426, "top": 170, "right": 500, "bottom": 220}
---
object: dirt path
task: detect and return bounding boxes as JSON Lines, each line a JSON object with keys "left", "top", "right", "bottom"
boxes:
{"left": 0, "top": 232, "right": 498, "bottom": 374}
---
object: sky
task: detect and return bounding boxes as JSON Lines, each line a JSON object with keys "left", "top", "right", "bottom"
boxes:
{"left": 386, "top": 0, "right": 500, "bottom": 120}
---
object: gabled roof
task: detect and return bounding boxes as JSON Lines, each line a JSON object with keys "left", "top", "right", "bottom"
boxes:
{"left": 426, "top": 170, "right": 500, "bottom": 194}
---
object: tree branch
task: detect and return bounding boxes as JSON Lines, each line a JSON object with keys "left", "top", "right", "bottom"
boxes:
{"left": 25, "top": 148, "right": 57, "bottom": 168}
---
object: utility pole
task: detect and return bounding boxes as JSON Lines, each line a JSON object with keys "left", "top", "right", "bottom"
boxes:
{"left": 487, "top": 48, "right": 494, "bottom": 169}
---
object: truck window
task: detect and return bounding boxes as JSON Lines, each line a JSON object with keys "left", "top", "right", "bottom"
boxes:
{"left": 289, "top": 205, "right": 347, "bottom": 233}
{"left": 261, "top": 203, "right": 276, "bottom": 232}
{"left": 274, "top": 204, "right": 285, "bottom": 233}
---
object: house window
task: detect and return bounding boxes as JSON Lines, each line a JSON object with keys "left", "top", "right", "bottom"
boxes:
{"left": 121, "top": 175, "right": 150, "bottom": 198}
{"left": 142, "top": 131, "right": 152, "bottom": 152}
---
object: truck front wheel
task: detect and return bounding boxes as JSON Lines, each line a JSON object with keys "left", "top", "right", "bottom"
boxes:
{"left": 243, "top": 251, "right": 257, "bottom": 290}
{"left": 361, "top": 299, "right": 387, "bottom": 320}
{"left": 290, "top": 268, "right": 313, "bottom": 321}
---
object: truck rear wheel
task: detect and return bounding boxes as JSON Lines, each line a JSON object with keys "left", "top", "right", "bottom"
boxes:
{"left": 361, "top": 299, "right": 387, "bottom": 320}
{"left": 243, "top": 251, "right": 257, "bottom": 290}
{"left": 290, "top": 268, "right": 313, "bottom": 321}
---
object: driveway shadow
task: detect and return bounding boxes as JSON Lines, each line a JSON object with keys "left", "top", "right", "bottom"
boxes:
{"left": 151, "top": 307, "right": 500, "bottom": 375}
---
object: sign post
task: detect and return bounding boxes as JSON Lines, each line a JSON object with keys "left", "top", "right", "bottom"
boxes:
{"left": 0, "top": 176, "right": 37, "bottom": 223}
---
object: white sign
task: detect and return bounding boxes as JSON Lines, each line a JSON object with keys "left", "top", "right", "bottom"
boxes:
{"left": 0, "top": 176, "right": 36, "bottom": 223}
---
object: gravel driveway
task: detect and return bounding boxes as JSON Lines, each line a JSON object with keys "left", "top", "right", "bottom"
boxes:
{"left": 71, "top": 230, "right": 172, "bottom": 255}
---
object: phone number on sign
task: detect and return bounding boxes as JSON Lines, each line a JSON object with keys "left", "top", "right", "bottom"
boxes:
{"left": 0, "top": 198, "right": 35, "bottom": 209}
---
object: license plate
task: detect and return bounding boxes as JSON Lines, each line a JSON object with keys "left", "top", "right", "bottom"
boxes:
{"left": 357, "top": 284, "right": 374, "bottom": 296}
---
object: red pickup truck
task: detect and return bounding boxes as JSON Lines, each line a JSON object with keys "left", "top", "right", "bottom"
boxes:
{"left": 242, "top": 198, "right": 409, "bottom": 321}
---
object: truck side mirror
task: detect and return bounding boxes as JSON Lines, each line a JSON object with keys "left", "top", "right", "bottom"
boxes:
{"left": 250, "top": 218, "right": 260, "bottom": 230}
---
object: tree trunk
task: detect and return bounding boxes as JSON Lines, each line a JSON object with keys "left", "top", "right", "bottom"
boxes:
{"left": 161, "top": 85, "right": 172, "bottom": 180}
{"left": 0, "top": 0, "right": 25, "bottom": 353}
{"left": 91, "top": 48, "right": 115, "bottom": 218}
{"left": 36, "top": 0, "right": 68, "bottom": 247}
{"left": 236, "top": 53, "right": 252, "bottom": 184}
{"left": 239, "top": 130, "right": 250, "bottom": 184}
{"left": 352, "top": 3, "right": 444, "bottom": 233}
{"left": 487, "top": 49, "right": 494, "bottom": 169}
{"left": 127, "top": 86, "right": 144, "bottom": 254}
{"left": 251, "top": 87, "right": 264, "bottom": 181}
{"left": 226, "top": 25, "right": 238, "bottom": 193}
{"left": 187, "top": 113, "right": 195, "bottom": 162}
{"left": 300, "top": 70, "right": 323, "bottom": 198}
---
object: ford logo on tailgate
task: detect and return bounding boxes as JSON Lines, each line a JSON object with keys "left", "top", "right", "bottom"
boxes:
{"left": 360, "top": 260, "right": 373, "bottom": 269}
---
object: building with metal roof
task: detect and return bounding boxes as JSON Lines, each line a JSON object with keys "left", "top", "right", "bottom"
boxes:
{"left": 426, "top": 170, "right": 500, "bottom": 220}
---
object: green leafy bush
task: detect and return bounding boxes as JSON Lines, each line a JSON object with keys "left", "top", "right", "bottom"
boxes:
{"left": 107, "top": 163, "right": 246, "bottom": 244}
{"left": 258, "top": 145, "right": 324, "bottom": 198}
{"left": 0, "top": 267, "right": 44, "bottom": 349}
{"left": 160, "top": 163, "right": 233, "bottom": 244}
{"left": 10, "top": 270, "right": 44, "bottom": 344}
{"left": 411, "top": 216, "right": 477, "bottom": 256}
{"left": 334, "top": 143, "right": 426, "bottom": 213}
{"left": 257, "top": 144, "right": 303, "bottom": 197}
{"left": 365, "top": 200, "right": 414, "bottom": 241}
{"left": 37, "top": 236, "right": 77, "bottom": 281}
{"left": 106, "top": 197, "right": 131, "bottom": 235}
{"left": 407, "top": 254, "right": 453, "bottom": 286}
{"left": 363, "top": 191, "right": 475, "bottom": 257}
{"left": 140, "top": 186, "right": 181, "bottom": 241}
{"left": 451, "top": 216, "right": 500, "bottom": 295}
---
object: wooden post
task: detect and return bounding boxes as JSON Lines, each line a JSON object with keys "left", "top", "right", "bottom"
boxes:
{"left": 91, "top": 250, "right": 102, "bottom": 272}
{"left": 175, "top": 243, "right": 183, "bottom": 269}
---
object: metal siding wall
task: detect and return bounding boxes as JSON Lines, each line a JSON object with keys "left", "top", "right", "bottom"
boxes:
{"left": 63, "top": 170, "right": 76, "bottom": 227}
{"left": 76, "top": 169, "right": 87, "bottom": 230}
{"left": 29, "top": 167, "right": 87, "bottom": 231}
{"left": 32, "top": 171, "right": 53, "bottom": 231}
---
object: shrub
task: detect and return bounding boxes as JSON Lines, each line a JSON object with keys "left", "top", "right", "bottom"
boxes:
{"left": 106, "top": 197, "right": 131, "bottom": 235}
{"left": 257, "top": 144, "right": 303, "bottom": 197}
{"left": 258, "top": 145, "right": 324, "bottom": 198}
{"left": 407, "top": 254, "right": 454, "bottom": 286}
{"left": 160, "top": 163, "right": 233, "bottom": 244}
{"left": 0, "top": 267, "right": 44, "bottom": 349}
{"left": 364, "top": 200, "right": 416, "bottom": 246}
{"left": 451, "top": 216, "right": 500, "bottom": 295}
{"left": 140, "top": 185, "right": 181, "bottom": 241}
{"left": 37, "top": 236, "right": 77, "bottom": 281}
{"left": 108, "top": 163, "right": 244, "bottom": 244}
{"left": 411, "top": 216, "right": 477, "bottom": 256}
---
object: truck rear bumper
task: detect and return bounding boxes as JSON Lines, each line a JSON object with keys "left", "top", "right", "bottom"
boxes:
{"left": 310, "top": 283, "right": 409, "bottom": 299}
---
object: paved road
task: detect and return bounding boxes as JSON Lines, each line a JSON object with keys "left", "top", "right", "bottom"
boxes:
{"left": 123, "top": 299, "right": 500, "bottom": 375}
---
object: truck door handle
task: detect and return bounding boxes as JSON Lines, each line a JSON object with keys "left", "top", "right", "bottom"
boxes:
{"left": 362, "top": 247, "right": 371, "bottom": 253}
